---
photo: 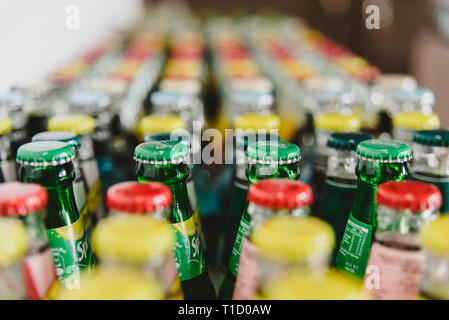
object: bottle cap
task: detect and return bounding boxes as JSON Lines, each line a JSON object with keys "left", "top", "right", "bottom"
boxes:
{"left": 138, "top": 115, "right": 186, "bottom": 135}
{"left": 261, "top": 269, "right": 367, "bottom": 300}
{"left": 48, "top": 114, "right": 95, "bottom": 135}
{"left": 246, "top": 141, "right": 301, "bottom": 164}
{"left": 229, "top": 92, "right": 274, "bottom": 111}
{"left": 0, "top": 118, "right": 13, "bottom": 135}
{"left": 327, "top": 132, "right": 373, "bottom": 151}
{"left": 32, "top": 131, "right": 81, "bottom": 148}
{"left": 234, "top": 113, "right": 280, "bottom": 131}
{"left": 356, "top": 139, "right": 412, "bottom": 163}
{"left": 159, "top": 79, "right": 201, "bottom": 95}
{"left": 106, "top": 181, "right": 172, "bottom": 214}
{"left": 69, "top": 91, "right": 111, "bottom": 114}
{"left": 252, "top": 216, "right": 334, "bottom": 263}
{"left": 393, "top": 87, "right": 435, "bottom": 106}
{"left": 16, "top": 141, "right": 75, "bottom": 167}
{"left": 377, "top": 181, "right": 442, "bottom": 212}
{"left": 248, "top": 178, "right": 312, "bottom": 210}
{"left": 0, "top": 219, "right": 28, "bottom": 267}
{"left": 150, "top": 91, "right": 199, "bottom": 112}
{"left": 374, "top": 74, "right": 417, "bottom": 90}
{"left": 393, "top": 111, "right": 440, "bottom": 131}
{"left": 92, "top": 215, "right": 173, "bottom": 263}
{"left": 134, "top": 141, "right": 189, "bottom": 164}
{"left": 413, "top": 129, "right": 449, "bottom": 148}
{"left": 229, "top": 77, "right": 274, "bottom": 93}
{"left": 314, "top": 112, "right": 362, "bottom": 133}
{"left": 56, "top": 267, "right": 165, "bottom": 300}
{"left": 421, "top": 215, "right": 449, "bottom": 256}
{"left": 0, "top": 182, "right": 48, "bottom": 216}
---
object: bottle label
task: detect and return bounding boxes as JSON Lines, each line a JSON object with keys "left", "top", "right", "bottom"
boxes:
{"left": 411, "top": 173, "right": 449, "bottom": 213}
{"left": 46, "top": 218, "right": 93, "bottom": 289}
{"left": 170, "top": 216, "right": 205, "bottom": 281}
{"left": 336, "top": 213, "right": 373, "bottom": 280}
{"left": 22, "top": 248, "right": 56, "bottom": 300}
{"left": 364, "top": 242, "right": 425, "bottom": 300}
{"left": 228, "top": 214, "right": 252, "bottom": 277}
{"left": 232, "top": 238, "right": 259, "bottom": 300}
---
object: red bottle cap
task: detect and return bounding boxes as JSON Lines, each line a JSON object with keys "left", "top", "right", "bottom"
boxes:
{"left": 106, "top": 181, "right": 172, "bottom": 214}
{"left": 377, "top": 181, "right": 442, "bottom": 212}
{"left": 247, "top": 179, "right": 313, "bottom": 210}
{"left": 0, "top": 182, "right": 48, "bottom": 216}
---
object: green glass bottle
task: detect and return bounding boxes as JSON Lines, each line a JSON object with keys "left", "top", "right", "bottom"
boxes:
{"left": 335, "top": 139, "right": 412, "bottom": 280}
{"left": 134, "top": 140, "right": 216, "bottom": 299}
{"left": 411, "top": 129, "right": 449, "bottom": 213}
{"left": 218, "top": 140, "right": 301, "bottom": 299}
{"left": 219, "top": 131, "right": 280, "bottom": 274}
{"left": 32, "top": 131, "right": 89, "bottom": 233}
{"left": 317, "top": 132, "right": 372, "bottom": 264}
{"left": 16, "top": 141, "right": 95, "bottom": 290}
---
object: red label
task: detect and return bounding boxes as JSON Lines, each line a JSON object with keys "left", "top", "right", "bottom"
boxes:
{"left": 364, "top": 242, "right": 425, "bottom": 300}
{"left": 23, "top": 249, "right": 56, "bottom": 300}
{"left": 232, "top": 239, "right": 259, "bottom": 300}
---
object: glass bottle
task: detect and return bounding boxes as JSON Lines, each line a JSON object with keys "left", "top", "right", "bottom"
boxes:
{"left": 335, "top": 139, "right": 412, "bottom": 280}
{"left": 364, "top": 181, "right": 441, "bottom": 300}
{"left": 17, "top": 141, "right": 95, "bottom": 289}
{"left": 411, "top": 129, "right": 449, "bottom": 213}
{"left": 0, "top": 118, "right": 17, "bottom": 182}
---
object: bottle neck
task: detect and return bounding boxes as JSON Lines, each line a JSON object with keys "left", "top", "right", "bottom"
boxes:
{"left": 351, "top": 159, "right": 410, "bottom": 226}
{"left": 412, "top": 144, "right": 449, "bottom": 178}
{"left": 247, "top": 161, "right": 300, "bottom": 184}
{"left": 45, "top": 184, "right": 80, "bottom": 229}
{"left": 326, "top": 149, "right": 357, "bottom": 183}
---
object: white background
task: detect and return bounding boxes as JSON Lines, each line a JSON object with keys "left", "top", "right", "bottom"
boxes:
{"left": 0, "top": 0, "right": 144, "bottom": 93}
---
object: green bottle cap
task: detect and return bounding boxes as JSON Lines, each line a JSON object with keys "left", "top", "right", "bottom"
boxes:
{"left": 356, "top": 139, "right": 412, "bottom": 163}
{"left": 16, "top": 141, "right": 75, "bottom": 167}
{"left": 134, "top": 141, "right": 189, "bottom": 164}
{"left": 32, "top": 131, "right": 81, "bottom": 148}
{"left": 144, "top": 132, "right": 191, "bottom": 149}
{"left": 327, "top": 132, "right": 373, "bottom": 152}
{"left": 246, "top": 141, "right": 301, "bottom": 164}
{"left": 413, "top": 130, "right": 449, "bottom": 148}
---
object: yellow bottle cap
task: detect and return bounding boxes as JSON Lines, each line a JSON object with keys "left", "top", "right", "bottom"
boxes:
{"left": 0, "top": 219, "right": 28, "bottom": 267}
{"left": 392, "top": 111, "right": 440, "bottom": 131}
{"left": 91, "top": 215, "right": 174, "bottom": 264}
{"left": 234, "top": 113, "right": 281, "bottom": 131}
{"left": 252, "top": 216, "right": 335, "bottom": 263}
{"left": 421, "top": 215, "right": 449, "bottom": 256}
{"left": 314, "top": 112, "right": 362, "bottom": 133}
{"left": 56, "top": 267, "right": 165, "bottom": 300}
{"left": 138, "top": 115, "right": 187, "bottom": 135}
{"left": 48, "top": 114, "right": 95, "bottom": 135}
{"left": 0, "top": 118, "right": 13, "bottom": 135}
{"left": 261, "top": 269, "right": 368, "bottom": 300}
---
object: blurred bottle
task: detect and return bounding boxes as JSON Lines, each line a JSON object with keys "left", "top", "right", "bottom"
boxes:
{"left": 0, "top": 92, "right": 28, "bottom": 156}
{"left": 17, "top": 141, "right": 95, "bottom": 290}
{"left": 392, "top": 111, "right": 440, "bottom": 145}
{"left": 219, "top": 141, "right": 301, "bottom": 299}
{"left": 134, "top": 141, "right": 216, "bottom": 299}
{"left": 0, "top": 118, "right": 17, "bottom": 182}
{"left": 68, "top": 91, "right": 127, "bottom": 193}
{"left": 56, "top": 267, "right": 165, "bottom": 300}
{"left": 231, "top": 179, "right": 314, "bottom": 300}
{"left": 0, "top": 219, "right": 28, "bottom": 300}
{"left": 335, "top": 140, "right": 412, "bottom": 280}
{"left": 92, "top": 214, "right": 183, "bottom": 300}
{"left": 364, "top": 181, "right": 441, "bottom": 300}
{"left": 32, "top": 132, "right": 89, "bottom": 234}
{"left": 48, "top": 115, "right": 105, "bottom": 227}
{"left": 366, "top": 74, "right": 417, "bottom": 137}
{"left": 420, "top": 215, "right": 449, "bottom": 300}
{"left": 0, "top": 182, "right": 56, "bottom": 300}
{"left": 251, "top": 215, "right": 365, "bottom": 300}
{"left": 310, "top": 104, "right": 362, "bottom": 214}
{"left": 412, "top": 130, "right": 449, "bottom": 213}
{"left": 317, "top": 132, "right": 372, "bottom": 264}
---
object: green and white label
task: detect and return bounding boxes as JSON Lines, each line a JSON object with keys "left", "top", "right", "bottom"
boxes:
{"left": 335, "top": 213, "right": 373, "bottom": 280}
{"left": 46, "top": 218, "right": 94, "bottom": 289}
{"left": 228, "top": 213, "right": 252, "bottom": 277}
{"left": 170, "top": 216, "right": 205, "bottom": 281}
